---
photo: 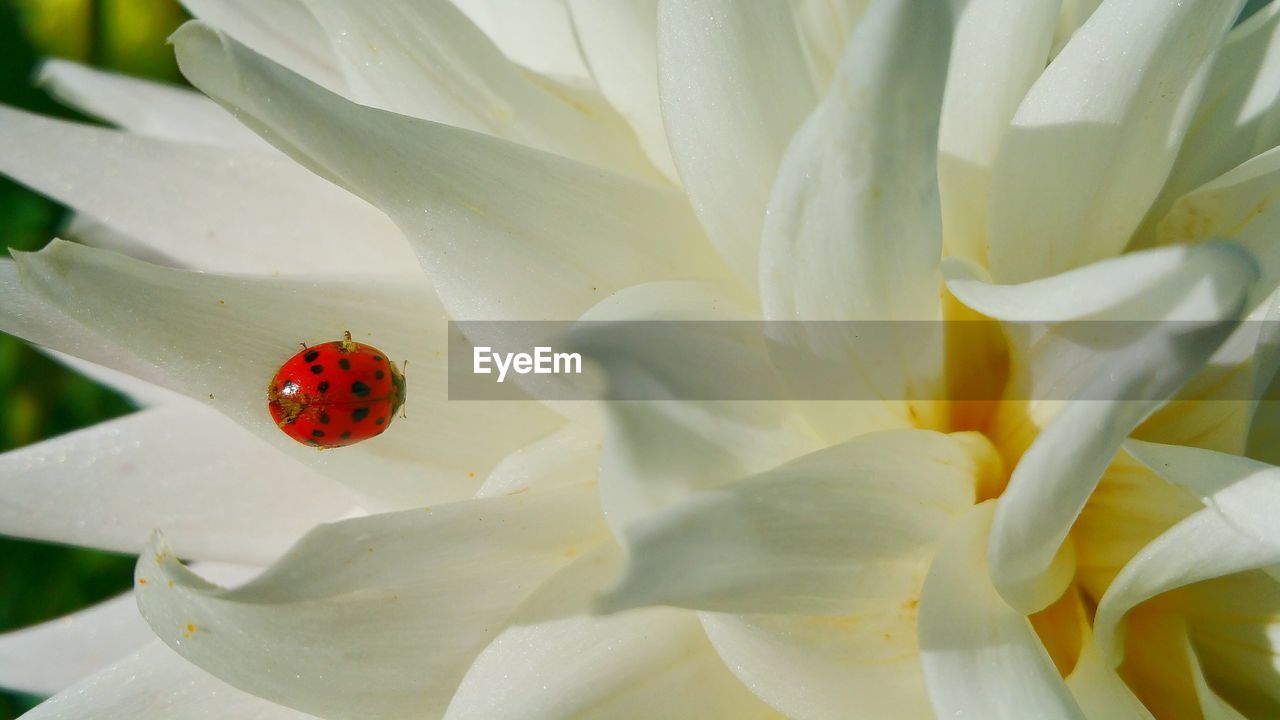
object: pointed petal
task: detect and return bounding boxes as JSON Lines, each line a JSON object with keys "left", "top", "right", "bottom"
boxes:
{"left": 37, "top": 59, "right": 269, "bottom": 150}
{"left": 0, "top": 594, "right": 150, "bottom": 696}
{"left": 937, "top": 0, "right": 1060, "bottom": 265}
{"left": 567, "top": 0, "right": 678, "bottom": 178}
{"left": 0, "top": 105, "right": 416, "bottom": 275}
{"left": 134, "top": 484, "right": 610, "bottom": 719}
{"left": 22, "top": 643, "right": 319, "bottom": 720}
{"left": 450, "top": 0, "right": 591, "bottom": 82}
{"left": 0, "top": 258, "right": 171, "bottom": 389}
{"left": 1137, "top": 2, "right": 1280, "bottom": 246}
{"left": 946, "top": 243, "right": 1241, "bottom": 323}
{"left": 920, "top": 502, "right": 1084, "bottom": 719}
{"left": 657, "top": 0, "right": 819, "bottom": 282}
{"left": 173, "top": 23, "right": 721, "bottom": 320}
{"left": 599, "top": 429, "right": 977, "bottom": 614}
{"left": 761, "top": 0, "right": 949, "bottom": 323}
{"left": 179, "top": 0, "right": 346, "bottom": 91}
{"left": 296, "top": 0, "right": 658, "bottom": 179}
{"left": 445, "top": 609, "right": 777, "bottom": 720}
{"left": 1158, "top": 144, "right": 1280, "bottom": 303}
{"left": 0, "top": 405, "right": 357, "bottom": 564}
{"left": 14, "top": 241, "right": 561, "bottom": 508}
{"left": 1125, "top": 439, "right": 1280, "bottom": 546}
{"left": 988, "top": 242, "right": 1258, "bottom": 612}
{"left": 701, "top": 610, "right": 934, "bottom": 719}
{"left": 987, "top": 0, "right": 1244, "bottom": 282}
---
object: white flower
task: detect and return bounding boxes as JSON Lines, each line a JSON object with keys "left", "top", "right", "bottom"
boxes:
{"left": 1, "top": 0, "right": 1280, "bottom": 718}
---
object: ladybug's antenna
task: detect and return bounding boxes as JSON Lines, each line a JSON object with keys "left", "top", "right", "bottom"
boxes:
{"left": 400, "top": 360, "right": 409, "bottom": 418}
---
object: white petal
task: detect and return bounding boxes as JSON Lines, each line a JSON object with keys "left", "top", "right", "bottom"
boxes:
{"left": 0, "top": 258, "right": 172, "bottom": 390}
{"left": 920, "top": 502, "right": 1084, "bottom": 719}
{"left": 173, "top": 23, "right": 723, "bottom": 321}
{"left": 179, "top": 0, "right": 345, "bottom": 92}
{"left": 0, "top": 564, "right": 254, "bottom": 697}
{"left": 449, "top": 0, "right": 591, "bottom": 82}
{"left": 1133, "top": 286, "right": 1280, "bottom": 453}
{"left": 134, "top": 483, "right": 610, "bottom": 719}
{"left": 657, "top": 0, "right": 820, "bottom": 282}
{"left": 1050, "top": 0, "right": 1103, "bottom": 56}
{"left": 40, "top": 350, "right": 181, "bottom": 408}
{"left": 789, "top": 0, "right": 871, "bottom": 88}
{"left": 22, "top": 643, "right": 318, "bottom": 720}
{"left": 37, "top": 59, "right": 269, "bottom": 150}
{"left": 0, "top": 405, "right": 357, "bottom": 564}
{"left": 0, "top": 594, "right": 150, "bottom": 696}
{"left": 937, "top": 0, "right": 1059, "bottom": 265}
{"left": 567, "top": 0, "right": 678, "bottom": 178}
{"left": 945, "top": 242, "right": 1242, "bottom": 323}
{"left": 600, "top": 429, "right": 978, "bottom": 614}
{"left": 1065, "top": 637, "right": 1156, "bottom": 719}
{"left": 446, "top": 609, "right": 777, "bottom": 720}
{"left": 580, "top": 282, "right": 820, "bottom": 532}
{"left": 1158, "top": 144, "right": 1280, "bottom": 304}
{"left": 14, "top": 240, "right": 561, "bottom": 508}
{"left": 1125, "top": 439, "right": 1280, "bottom": 549}
{"left": 987, "top": 0, "right": 1244, "bottom": 282}
{"left": 1137, "top": 2, "right": 1280, "bottom": 246}
{"left": 988, "top": 242, "right": 1258, "bottom": 612}
{"left": 761, "top": 0, "right": 949, "bottom": 323}
{"left": 1073, "top": 450, "right": 1202, "bottom": 600}
{"left": 475, "top": 423, "right": 600, "bottom": 498}
{"left": 0, "top": 105, "right": 416, "bottom": 275}
{"left": 297, "top": 0, "right": 658, "bottom": 180}
{"left": 700, "top": 610, "right": 934, "bottom": 719}
{"left": 1093, "top": 460, "right": 1280, "bottom": 665}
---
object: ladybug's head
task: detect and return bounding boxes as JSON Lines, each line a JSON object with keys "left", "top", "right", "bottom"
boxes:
{"left": 389, "top": 360, "right": 408, "bottom": 418}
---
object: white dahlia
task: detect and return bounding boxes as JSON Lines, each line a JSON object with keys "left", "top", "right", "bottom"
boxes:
{"left": 2, "top": 0, "right": 1280, "bottom": 718}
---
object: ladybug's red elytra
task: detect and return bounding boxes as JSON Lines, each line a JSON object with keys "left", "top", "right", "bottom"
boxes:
{"left": 267, "top": 332, "right": 406, "bottom": 448}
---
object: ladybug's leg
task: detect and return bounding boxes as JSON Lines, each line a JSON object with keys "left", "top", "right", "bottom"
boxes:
{"left": 339, "top": 330, "right": 357, "bottom": 353}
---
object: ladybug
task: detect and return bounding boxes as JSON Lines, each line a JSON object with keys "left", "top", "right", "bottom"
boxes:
{"left": 267, "top": 332, "right": 406, "bottom": 448}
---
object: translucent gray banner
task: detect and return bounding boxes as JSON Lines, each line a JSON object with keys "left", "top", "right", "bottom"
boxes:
{"left": 447, "top": 320, "right": 1273, "bottom": 401}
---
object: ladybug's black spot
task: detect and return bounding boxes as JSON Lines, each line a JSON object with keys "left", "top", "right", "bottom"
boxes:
{"left": 317, "top": 381, "right": 330, "bottom": 393}
{"left": 303, "top": 350, "right": 320, "bottom": 363}
{"left": 318, "top": 412, "right": 330, "bottom": 425}
{"left": 352, "top": 407, "right": 370, "bottom": 422}
{"left": 375, "top": 370, "right": 385, "bottom": 380}
{"left": 311, "top": 429, "right": 325, "bottom": 438}
{"left": 375, "top": 416, "right": 385, "bottom": 426}
{"left": 351, "top": 381, "right": 371, "bottom": 397}
{"left": 310, "top": 364, "right": 324, "bottom": 374}
{"left": 373, "top": 356, "right": 383, "bottom": 362}
{"left": 341, "top": 431, "right": 352, "bottom": 440}
{"left": 338, "top": 358, "right": 352, "bottom": 370}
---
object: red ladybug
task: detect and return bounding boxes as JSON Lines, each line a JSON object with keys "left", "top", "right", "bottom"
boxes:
{"left": 267, "top": 332, "right": 406, "bottom": 448}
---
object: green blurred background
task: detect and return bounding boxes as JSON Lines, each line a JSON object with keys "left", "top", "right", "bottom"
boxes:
{"left": 0, "top": 1, "right": 187, "bottom": 716}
